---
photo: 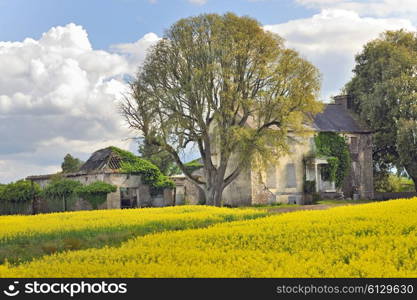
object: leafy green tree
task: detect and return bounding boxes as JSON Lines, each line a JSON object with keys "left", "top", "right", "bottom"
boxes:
{"left": 0, "top": 180, "right": 41, "bottom": 214}
{"left": 345, "top": 30, "right": 417, "bottom": 190}
{"left": 42, "top": 178, "right": 82, "bottom": 211}
{"left": 0, "top": 184, "right": 5, "bottom": 199}
{"left": 375, "top": 173, "right": 415, "bottom": 192}
{"left": 121, "top": 13, "right": 322, "bottom": 206}
{"left": 61, "top": 154, "right": 84, "bottom": 173}
{"left": 396, "top": 119, "right": 417, "bottom": 190}
{"left": 138, "top": 141, "right": 180, "bottom": 175}
{"left": 76, "top": 181, "right": 117, "bottom": 209}
{"left": 122, "top": 82, "right": 180, "bottom": 176}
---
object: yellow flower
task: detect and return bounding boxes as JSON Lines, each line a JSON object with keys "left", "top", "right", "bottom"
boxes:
{"left": 1, "top": 199, "right": 417, "bottom": 278}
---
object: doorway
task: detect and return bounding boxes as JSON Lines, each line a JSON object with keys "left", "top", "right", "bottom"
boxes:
{"left": 120, "top": 187, "right": 138, "bottom": 208}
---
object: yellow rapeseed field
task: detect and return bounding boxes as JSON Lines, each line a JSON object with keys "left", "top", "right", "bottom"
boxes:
{"left": 0, "top": 205, "right": 263, "bottom": 241}
{"left": 1, "top": 198, "right": 416, "bottom": 278}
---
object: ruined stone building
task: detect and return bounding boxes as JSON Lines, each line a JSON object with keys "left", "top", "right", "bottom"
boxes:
{"left": 173, "top": 95, "right": 374, "bottom": 206}
{"left": 29, "top": 96, "right": 373, "bottom": 210}
{"left": 28, "top": 147, "right": 173, "bottom": 211}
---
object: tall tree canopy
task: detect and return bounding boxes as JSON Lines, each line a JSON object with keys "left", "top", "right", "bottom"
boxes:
{"left": 121, "top": 13, "right": 322, "bottom": 205}
{"left": 345, "top": 30, "right": 417, "bottom": 190}
{"left": 61, "top": 154, "right": 84, "bottom": 173}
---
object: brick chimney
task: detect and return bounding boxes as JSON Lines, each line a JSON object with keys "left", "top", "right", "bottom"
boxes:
{"left": 333, "top": 95, "right": 351, "bottom": 110}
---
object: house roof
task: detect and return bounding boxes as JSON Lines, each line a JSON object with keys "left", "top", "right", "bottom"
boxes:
{"left": 79, "top": 147, "right": 122, "bottom": 172}
{"left": 27, "top": 148, "right": 125, "bottom": 181}
{"left": 312, "top": 104, "right": 371, "bottom": 133}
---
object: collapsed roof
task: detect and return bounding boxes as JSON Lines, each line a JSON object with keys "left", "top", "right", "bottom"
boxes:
{"left": 79, "top": 148, "right": 123, "bottom": 172}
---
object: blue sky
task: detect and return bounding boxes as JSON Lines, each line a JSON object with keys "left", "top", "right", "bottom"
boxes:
{"left": 0, "top": 0, "right": 315, "bottom": 49}
{"left": 0, "top": 0, "right": 416, "bottom": 183}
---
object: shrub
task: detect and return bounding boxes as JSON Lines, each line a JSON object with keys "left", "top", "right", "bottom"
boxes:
{"left": 75, "top": 181, "right": 117, "bottom": 209}
{"left": 42, "top": 178, "right": 82, "bottom": 212}
{"left": 109, "top": 147, "right": 174, "bottom": 194}
{"left": 303, "top": 180, "right": 316, "bottom": 193}
{"left": 0, "top": 180, "right": 41, "bottom": 214}
{"left": 375, "top": 174, "right": 415, "bottom": 192}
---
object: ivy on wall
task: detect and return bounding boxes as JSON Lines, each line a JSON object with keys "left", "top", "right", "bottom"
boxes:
{"left": 314, "top": 132, "right": 351, "bottom": 188}
{"left": 109, "top": 147, "right": 175, "bottom": 194}
{"left": 75, "top": 181, "right": 117, "bottom": 209}
{"left": 42, "top": 177, "right": 82, "bottom": 212}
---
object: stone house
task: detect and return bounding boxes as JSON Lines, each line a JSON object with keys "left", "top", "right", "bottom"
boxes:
{"left": 173, "top": 95, "right": 374, "bottom": 206}
{"left": 28, "top": 147, "right": 174, "bottom": 211}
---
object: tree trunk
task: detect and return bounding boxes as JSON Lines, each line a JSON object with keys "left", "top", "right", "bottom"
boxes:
{"left": 404, "top": 165, "right": 417, "bottom": 192}
{"left": 63, "top": 195, "right": 67, "bottom": 212}
{"left": 203, "top": 161, "right": 228, "bottom": 206}
{"left": 204, "top": 184, "right": 223, "bottom": 207}
{"left": 411, "top": 175, "right": 417, "bottom": 193}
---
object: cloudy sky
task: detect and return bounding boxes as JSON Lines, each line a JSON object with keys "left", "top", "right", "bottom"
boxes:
{"left": 0, "top": 0, "right": 416, "bottom": 183}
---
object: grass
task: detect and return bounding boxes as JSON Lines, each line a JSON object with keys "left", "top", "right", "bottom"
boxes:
{"left": 250, "top": 203, "right": 300, "bottom": 208}
{"left": 316, "top": 199, "right": 373, "bottom": 205}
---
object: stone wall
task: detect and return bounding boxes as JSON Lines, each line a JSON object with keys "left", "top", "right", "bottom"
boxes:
{"left": 172, "top": 176, "right": 203, "bottom": 205}
{"left": 251, "top": 134, "right": 312, "bottom": 205}
{"left": 31, "top": 172, "right": 173, "bottom": 212}
{"left": 222, "top": 166, "right": 252, "bottom": 207}
{"left": 170, "top": 132, "right": 374, "bottom": 206}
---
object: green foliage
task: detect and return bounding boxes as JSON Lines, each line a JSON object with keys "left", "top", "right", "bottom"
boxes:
{"left": 138, "top": 141, "right": 180, "bottom": 176}
{"left": 42, "top": 178, "right": 82, "bottom": 200}
{"left": 184, "top": 159, "right": 203, "bottom": 173}
{"left": 396, "top": 120, "right": 417, "bottom": 189}
{"left": 109, "top": 146, "right": 174, "bottom": 192}
{"left": 320, "top": 157, "right": 339, "bottom": 182}
{"left": 0, "top": 184, "right": 5, "bottom": 201}
{"left": 121, "top": 13, "right": 322, "bottom": 206}
{"left": 314, "top": 132, "right": 351, "bottom": 188}
{"left": 303, "top": 180, "right": 316, "bottom": 193}
{"left": 345, "top": 29, "right": 417, "bottom": 187}
{"left": 0, "top": 180, "right": 40, "bottom": 203}
{"left": 61, "top": 154, "right": 84, "bottom": 173}
{"left": 76, "top": 181, "right": 117, "bottom": 209}
{"left": 375, "top": 174, "right": 415, "bottom": 192}
{"left": 42, "top": 178, "right": 82, "bottom": 212}
{"left": 0, "top": 180, "right": 41, "bottom": 214}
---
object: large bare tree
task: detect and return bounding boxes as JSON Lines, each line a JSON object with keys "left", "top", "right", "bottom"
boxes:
{"left": 121, "top": 13, "right": 322, "bottom": 206}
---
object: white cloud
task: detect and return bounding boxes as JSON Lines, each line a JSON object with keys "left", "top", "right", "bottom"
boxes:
{"left": 188, "top": 0, "right": 207, "bottom": 5}
{"left": 0, "top": 24, "right": 159, "bottom": 183}
{"left": 111, "top": 33, "right": 160, "bottom": 74}
{"left": 296, "top": 0, "right": 417, "bottom": 18}
{"left": 264, "top": 9, "right": 415, "bottom": 100}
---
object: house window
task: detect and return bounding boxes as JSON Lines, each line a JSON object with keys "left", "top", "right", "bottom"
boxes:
{"left": 286, "top": 163, "right": 297, "bottom": 188}
{"left": 266, "top": 165, "right": 277, "bottom": 188}
{"left": 350, "top": 137, "right": 358, "bottom": 153}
